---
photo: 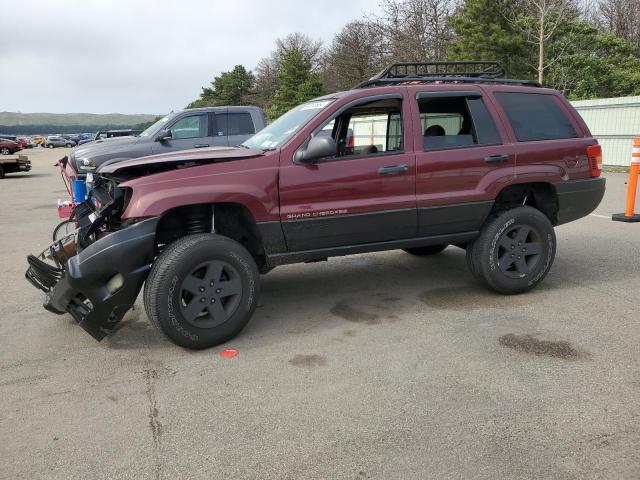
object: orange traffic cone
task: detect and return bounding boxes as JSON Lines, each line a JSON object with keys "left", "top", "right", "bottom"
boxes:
{"left": 612, "top": 137, "right": 640, "bottom": 222}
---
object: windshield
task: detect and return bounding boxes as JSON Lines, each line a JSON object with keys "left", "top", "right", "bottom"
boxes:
{"left": 241, "top": 99, "right": 335, "bottom": 150}
{"left": 139, "top": 115, "right": 171, "bottom": 137}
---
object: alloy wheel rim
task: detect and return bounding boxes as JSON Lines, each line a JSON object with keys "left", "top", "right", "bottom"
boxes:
{"left": 179, "top": 260, "right": 242, "bottom": 328}
{"left": 496, "top": 224, "right": 543, "bottom": 278}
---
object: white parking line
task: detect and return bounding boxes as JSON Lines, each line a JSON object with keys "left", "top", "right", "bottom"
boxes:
{"left": 589, "top": 214, "right": 611, "bottom": 219}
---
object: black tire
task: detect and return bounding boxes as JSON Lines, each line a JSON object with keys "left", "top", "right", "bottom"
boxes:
{"left": 0, "top": 147, "right": 9, "bottom": 155}
{"left": 403, "top": 244, "right": 448, "bottom": 256}
{"left": 144, "top": 234, "right": 260, "bottom": 349}
{"left": 65, "top": 143, "right": 73, "bottom": 148}
{"left": 470, "top": 206, "right": 556, "bottom": 294}
{"left": 465, "top": 240, "right": 484, "bottom": 283}
{"left": 0, "top": 165, "right": 4, "bottom": 179}
{"left": 53, "top": 219, "right": 75, "bottom": 241}
{"left": 47, "top": 144, "right": 54, "bottom": 149}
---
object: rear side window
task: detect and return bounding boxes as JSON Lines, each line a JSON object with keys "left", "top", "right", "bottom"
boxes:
{"left": 418, "top": 95, "right": 501, "bottom": 150}
{"left": 216, "top": 112, "right": 255, "bottom": 136}
{"left": 495, "top": 92, "right": 578, "bottom": 142}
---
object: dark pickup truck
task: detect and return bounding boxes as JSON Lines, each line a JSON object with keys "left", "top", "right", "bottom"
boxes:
{"left": 26, "top": 62, "right": 605, "bottom": 349}
{"left": 70, "top": 106, "right": 265, "bottom": 174}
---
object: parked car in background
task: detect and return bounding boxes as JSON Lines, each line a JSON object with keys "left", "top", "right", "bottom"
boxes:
{"left": 0, "top": 139, "right": 22, "bottom": 155}
{"left": 31, "top": 136, "right": 47, "bottom": 146}
{"left": 44, "top": 136, "right": 75, "bottom": 148}
{"left": 70, "top": 106, "right": 265, "bottom": 174}
{"left": 16, "top": 137, "right": 32, "bottom": 148}
{"left": 70, "top": 133, "right": 92, "bottom": 144}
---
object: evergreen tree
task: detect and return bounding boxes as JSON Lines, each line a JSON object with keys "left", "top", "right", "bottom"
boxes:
{"left": 188, "top": 65, "right": 255, "bottom": 108}
{"left": 266, "top": 49, "right": 324, "bottom": 120}
{"left": 448, "top": 0, "right": 531, "bottom": 78}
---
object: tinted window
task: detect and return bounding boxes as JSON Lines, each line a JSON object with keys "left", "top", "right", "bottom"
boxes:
{"left": 170, "top": 114, "right": 208, "bottom": 139}
{"left": 495, "top": 92, "right": 578, "bottom": 141}
{"left": 418, "top": 96, "right": 500, "bottom": 150}
{"left": 227, "top": 113, "right": 255, "bottom": 135}
{"left": 214, "top": 112, "right": 255, "bottom": 136}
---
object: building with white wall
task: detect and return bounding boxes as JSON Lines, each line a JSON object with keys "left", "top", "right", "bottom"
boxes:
{"left": 571, "top": 96, "right": 640, "bottom": 166}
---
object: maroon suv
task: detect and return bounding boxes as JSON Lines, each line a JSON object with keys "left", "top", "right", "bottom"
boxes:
{"left": 26, "top": 62, "right": 605, "bottom": 349}
{"left": 0, "top": 139, "right": 22, "bottom": 155}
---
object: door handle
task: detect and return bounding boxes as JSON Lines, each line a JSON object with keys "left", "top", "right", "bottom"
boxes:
{"left": 378, "top": 164, "right": 409, "bottom": 175}
{"left": 484, "top": 154, "right": 509, "bottom": 164}
{"left": 194, "top": 144, "right": 210, "bottom": 148}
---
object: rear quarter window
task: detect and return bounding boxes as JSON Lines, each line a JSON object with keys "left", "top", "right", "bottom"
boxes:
{"left": 495, "top": 92, "right": 578, "bottom": 142}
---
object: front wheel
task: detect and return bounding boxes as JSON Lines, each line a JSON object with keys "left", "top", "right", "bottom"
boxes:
{"left": 65, "top": 143, "right": 73, "bottom": 148}
{"left": 469, "top": 206, "right": 556, "bottom": 294}
{"left": 0, "top": 147, "right": 9, "bottom": 155}
{"left": 47, "top": 144, "right": 54, "bottom": 149}
{"left": 144, "top": 234, "right": 260, "bottom": 349}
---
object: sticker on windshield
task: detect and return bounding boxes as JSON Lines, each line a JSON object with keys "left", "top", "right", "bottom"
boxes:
{"left": 300, "top": 100, "right": 331, "bottom": 111}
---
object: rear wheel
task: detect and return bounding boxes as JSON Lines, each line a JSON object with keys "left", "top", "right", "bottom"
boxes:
{"left": 0, "top": 165, "right": 4, "bottom": 178}
{"left": 469, "top": 206, "right": 555, "bottom": 294}
{"left": 65, "top": 143, "right": 73, "bottom": 148}
{"left": 403, "top": 244, "right": 448, "bottom": 256}
{"left": 0, "top": 147, "right": 9, "bottom": 155}
{"left": 47, "top": 144, "right": 54, "bottom": 149}
{"left": 144, "top": 234, "right": 260, "bottom": 349}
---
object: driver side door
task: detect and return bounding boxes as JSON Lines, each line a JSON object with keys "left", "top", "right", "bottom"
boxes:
{"left": 278, "top": 93, "right": 417, "bottom": 251}
{"left": 151, "top": 113, "right": 213, "bottom": 154}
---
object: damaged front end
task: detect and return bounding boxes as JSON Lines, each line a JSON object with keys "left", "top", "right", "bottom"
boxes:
{"left": 25, "top": 177, "right": 158, "bottom": 340}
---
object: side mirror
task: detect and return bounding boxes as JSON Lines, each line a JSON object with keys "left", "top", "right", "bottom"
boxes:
{"left": 155, "top": 129, "right": 172, "bottom": 142}
{"left": 295, "top": 135, "right": 337, "bottom": 164}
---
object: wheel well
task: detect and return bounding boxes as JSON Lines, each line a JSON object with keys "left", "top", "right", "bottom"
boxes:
{"left": 155, "top": 203, "right": 267, "bottom": 268}
{"left": 493, "top": 183, "right": 558, "bottom": 225}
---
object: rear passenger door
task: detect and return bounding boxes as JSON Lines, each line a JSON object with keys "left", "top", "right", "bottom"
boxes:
{"left": 412, "top": 90, "right": 514, "bottom": 237}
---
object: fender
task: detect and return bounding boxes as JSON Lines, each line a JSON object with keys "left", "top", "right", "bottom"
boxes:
{"left": 120, "top": 152, "right": 281, "bottom": 222}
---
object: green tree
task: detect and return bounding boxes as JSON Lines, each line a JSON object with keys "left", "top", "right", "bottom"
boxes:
{"left": 266, "top": 49, "right": 324, "bottom": 120}
{"left": 448, "top": 0, "right": 531, "bottom": 78}
{"left": 545, "top": 22, "right": 640, "bottom": 99}
{"left": 188, "top": 65, "right": 255, "bottom": 108}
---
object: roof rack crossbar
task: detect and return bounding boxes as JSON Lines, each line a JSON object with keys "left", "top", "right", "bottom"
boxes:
{"left": 375, "top": 61, "right": 505, "bottom": 79}
{"left": 354, "top": 76, "right": 541, "bottom": 89}
{"left": 352, "top": 61, "right": 541, "bottom": 89}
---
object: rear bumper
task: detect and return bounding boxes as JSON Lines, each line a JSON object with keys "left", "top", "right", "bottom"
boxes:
{"left": 26, "top": 217, "right": 159, "bottom": 340}
{"left": 555, "top": 177, "right": 606, "bottom": 225}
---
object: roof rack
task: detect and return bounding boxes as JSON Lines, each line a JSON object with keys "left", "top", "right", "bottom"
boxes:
{"left": 353, "top": 61, "right": 541, "bottom": 89}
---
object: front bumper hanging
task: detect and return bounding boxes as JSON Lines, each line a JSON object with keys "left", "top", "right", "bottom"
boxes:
{"left": 26, "top": 217, "right": 159, "bottom": 340}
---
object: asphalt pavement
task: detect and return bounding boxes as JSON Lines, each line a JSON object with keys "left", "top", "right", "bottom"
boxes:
{"left": 1, "top": 147, "right": 639, "bottom": 479}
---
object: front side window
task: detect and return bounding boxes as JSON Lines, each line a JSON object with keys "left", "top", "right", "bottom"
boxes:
{"left": 242, "top": 99, "right": 335, "bottom": 150}
{"left": 495, "top": 92, "right": 578, "bottom": 142}
{"left": 169, "top": 114, "right": 208, "bottom": 140}
{"left": 418, "top": 95, "right": 500, "bottom": 150}
{"left": 139, "top": 115, "right": 170, "bottom": 137}
{"left": 314, "top": 97, "right": 404, "bottom": 158}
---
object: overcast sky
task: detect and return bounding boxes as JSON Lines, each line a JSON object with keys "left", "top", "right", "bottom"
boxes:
{"left": 0, "top": 0, "right": 382, "bottom": 115}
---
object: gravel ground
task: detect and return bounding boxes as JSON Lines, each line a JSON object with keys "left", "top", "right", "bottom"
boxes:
{"left": 1, "top": 147, "right": 639, "bottom": 479}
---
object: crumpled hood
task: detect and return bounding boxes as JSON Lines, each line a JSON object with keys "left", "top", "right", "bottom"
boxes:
{"left": 72, "top": 136, "right": 140, "bottom": 161}
{"left": 98, "top": 146, "right": 265, "bottom": 175}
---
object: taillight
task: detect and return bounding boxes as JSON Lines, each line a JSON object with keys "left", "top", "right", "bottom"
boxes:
{"left": 587, "top": 144, "right": 602, "bottom": 177}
